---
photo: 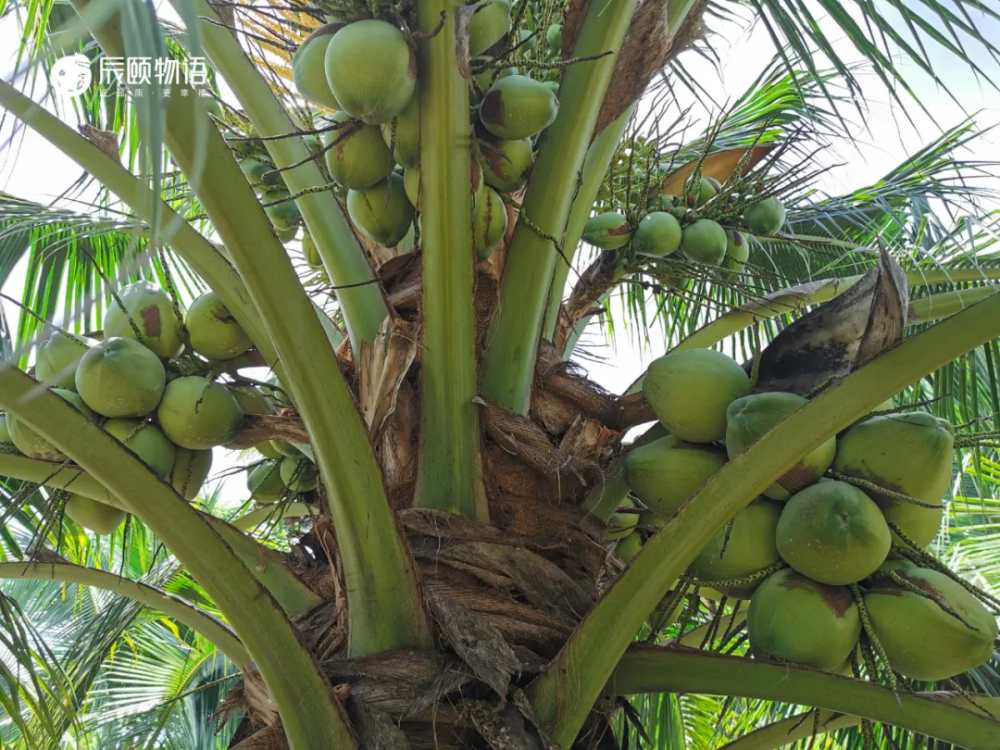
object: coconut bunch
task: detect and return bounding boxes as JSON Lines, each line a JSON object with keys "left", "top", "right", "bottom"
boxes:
{"left": 582, "top": 171, "right": 785, "bottom": 281}
{"left": 0, "top": 282, "right": 315, "bottom": 535}
{"left": 615, "top": 348, "right": 998, "bottom": 684}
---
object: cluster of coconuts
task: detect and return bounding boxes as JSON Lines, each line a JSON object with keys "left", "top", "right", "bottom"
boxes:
{"left": 613, "top": 348, "right": 997, "bottom": 682}
{"left": 0, "top": 282, "right": 309, "bottom": 535}
{"left": 276, "top": 3, "right": 560, "bottom": 260}
{"left": 582, "top": 175, "right": 787, "bottom": 281}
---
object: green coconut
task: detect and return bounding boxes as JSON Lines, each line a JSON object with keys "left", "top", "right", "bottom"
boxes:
{"left": 280, "top": 454, "right": 319, "bottom": 492}
{"left": 476, "top": 134, "right": 533, "bottom": 192}
{"left": 256, "top": 441, "right": 282, "bottom": 459}
{"left": 519, "top": 28, "right": 537, "bottom": 50}
{"left": 744, "top": 197, "right": 786, "bottom": 235}
{"left": 864, "top": 566, "right": 997, "bottom": 680}
{"left": 605, "top": 497, "right": 639, "bottom": 541}
{"left": 633, "top": 211, "right": 682, "bottom": 258}
{"left": 171, "top": 448, "right": 213, "bottom": 500}
{"left": 102, "top": 418, "right": 176, "bottom": 478}
{"left": 0, "top": 415, "right": 13, "bottom": 446}
{"left": 157, "top": 377, "right": 245, "bottom": 450}
{"left": 833, "top": 412, "right": 953, "bottom": 548}
{"left": 747, "top": 567, "right": 861, "bottom": 671}
{"left": 269, "top": 440, "right": 298, "bottom": 457}
{"left": 380, "top": 90, "right": 420, "bottom": 169}
{"left": 8, "top": 389, "right": 94, "bottom": 460}
{"left": 479, "top": 75, "right": 559, "bottom": 140}
{"left": 185, "top": 292, "right": 252, "bottom": 361}
{"left": 75, "top": 338, "right": 166, "bottom": 419}
{"left": 239, "top": 158, "right": 283, "bottom": 192}
{"left": 776, "top": 480, "right": 891, "bottom": 585}
{"left": 263, "top": 190, "right": 301, "bottom": 230}
{"left": 228, "top": 385, "right": 277, "bottom": 416}
{"left": 616, "top": 532, "right": 642, "bottom": 563}
{"left": 643, "top": 348, "right": 750, "bottom": 443}
{"left": 65, "top": 494, "right": 126, "bottom": 535}
{"left": 473, "top": 187, "right": 508, "bottom": 262}
{"left": 685, "top": 176, "right": 717, "bottom": 207}
{"left": 546, "top": 23, "right": 562, "bottom": 52}
{"left": 691, "top": 500, "right": 783, "bottom": 598}
{"left": 403, "top": 167, "right": 421, "bottom": 209}
{"left": 583, "top": 212, "right": 632, "bottom": 250}
{"left": 725, "top": 392, "right": 835, "bottom": 499}
{"left": 646, "top": 193, "right": 680, "bottom": 214}
{"left": 469, "top": 0, "right": 511, "bottom": 56}
{"left": 624, "top": 435, "right": 728, "bottom": 517}
{"left": 35, "top": 332, "right": 95, "bottom": 390}
{"left": 104, "top": 281, "right": 184, "bottom": 358}
{"left": 303, "top": 232, "right": 323, "bottom": 269}
{"left": 324, "top": 20, "right": 417, "bottom": 124}
{"left": 275, "top": 225, "right": 298, "bottom": 243}
{"left": 347, "top": 173, "right": 414, "bottom": 246}
{"left": 682, "top": 219, "right": 727, "bottom": 265}
{"left": 292, "top": 23, "right": 342, "bottom": 110}
{"left": 325, "top": 111, "right": 395, "bottom": 189}
{"left": 723, "top": 229, "right": 750, "bottom": 278}
{"left": 248, "top": 460, "right": 285, "bottom": 501}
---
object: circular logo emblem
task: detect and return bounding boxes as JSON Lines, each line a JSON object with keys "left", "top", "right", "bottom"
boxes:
{"left": 51, "top": 54, "right": 93, "bottom": 97}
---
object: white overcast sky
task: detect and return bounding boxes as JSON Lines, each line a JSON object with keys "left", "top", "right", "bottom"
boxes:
{"left": 2, "top": 2, "right": 1000, "bottom": 506}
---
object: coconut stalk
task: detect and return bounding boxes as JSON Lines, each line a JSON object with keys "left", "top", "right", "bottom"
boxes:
{"left": 0, "top": 563, "right": 250, "bottom": 667}
{"left": 412, "top": 0, "right": 487, "bottom": 520}
{"left": 71, "top": 2, "right": 432, "bottom": 656}
{"left": 479, "top": 0, "right": 650, "bottom": 413}
{"left": 0, "top": 370, "right": 354, "bottom": 750}
{"left": 528, "top": 289, "right": 1000, "bottom": 745}
{"left": 610, "top": 647, "right": 1000, "bottom": 749}
{"left": 177, "top": 0, "right": 389, "bottom": 351}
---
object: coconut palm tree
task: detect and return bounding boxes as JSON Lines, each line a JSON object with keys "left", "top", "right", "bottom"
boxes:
{"left": 1, "top": 0, "right": 1000, "bottom": 747}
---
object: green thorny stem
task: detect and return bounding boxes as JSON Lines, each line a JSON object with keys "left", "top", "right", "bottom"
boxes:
{"left": 72, "top": 0, "right": 432, "bottom": 656}
{"left": 480, "top": 0, "right": 660, "bottom": 414}
{"left": 527, "top": 288, "right": 1000, "bottom": 746}
{"left": 179, "top": 0, "right": 389, "bottom": 353}
{"left": 413, "top": 0, "right": 487, "bottom": 520}
{"left": 0, "top": 369, "right": 355, "bottom": 750}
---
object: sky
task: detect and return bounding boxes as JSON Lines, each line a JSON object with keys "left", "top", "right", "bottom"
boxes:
{"left": 1, "top": 1, "right": 1000, "bottom": 508}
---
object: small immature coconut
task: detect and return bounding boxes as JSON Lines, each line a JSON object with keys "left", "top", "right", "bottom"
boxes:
{"left": 725, "top": 392, "right": 835, "bottom": 500}
{"left": 479, "top": 75, "right": 559, "bottom": 140}
{"left": 744, "top": 197, "right": 786, "bottom": 235}
{"left": 685, "top": 176, "right": 717, "bottom": 207}
{"left": 324, "top": 111, "right": 395, "bottom": 189}
{"left": 171, "top": 448, "right": 213, "bottom": 500}
{"left": 682, "top": 219, "right": 727, "bottom": 265}
{"left": 239, "top": 158, "right": 283, "bottom": 192}
{"left": 248, "top": 460, "right": 285, "bottom": 501}
{"left": 865, "top": 566, "right": 997, "bottom": 680}
{"left": 65, "top": 494, "right": 125, "bottom": 535}
{"left": 380, "top": 91, "right": 420, "bottom": 168}
{"left": 691, "top": 500, "right": 783, "bottom": 598}
{"left": 347, "top": 173, "right": 414, "bottom": 247}
{"left": 747, "top": 567, "right": 861, "bottom": 671}
{"left": 280, "top": 454, "right": 319, "bottom": 492}
{"left": 185, "top": 292, "right": 252, "bottom": 361}
{"left": 605, "top": 497, "right": 639, "bottom": 540}
{"left": 476, "top": 133, "right": 533, "bottom": 192}
{"left": 616, "top": 532, "right": 642, "bottom": 563}
{"left": 403, "top": 167, "right": 421, "bottom": 209}
{"left": 469, "top": 0, "right": 511, "bottom": 56}
{"left": 643, "top": 349, "right": 750, "bottom": 443}
{"left": 303, "top": 232, "right": 323, "bottom": 269}
{"left": 723, "top": 229, "right": 750, "bottom": 278}
{"left": 228, "top": 385, "right": 276, "bottom": 416}
{"left": 157, "top": 377, "right": 245, "bottom": 450}
{"left": 546, "top": 23, "right": 562, "bottom": 52}
{"left": 104, "top": 281, "right": 184, "bottom": 358}
{"left": 257, "top": 441, "right": 282, "bottom": 459}
{"left": 292, "top": 24, "right": 342, "bottom": 110}
{"left": 473, "top": 187, "right": 509, "bottom": 262}
{"left": 35, "top": 332, "right": 95, "bottom": 390}
{"left": 103, "top": 419, "right": 176, "bottom": 478}
{"left": 519, "top": 28, "right": 537, "bottom": 50}
{"left": 833, "top": 412, "right": 953, "bottom": 548}
{"left": 270, "top": 440, "right": 298, "bottom": 457}
{"left": 583, "top": 212, "right": 631, "bottom": 250}
{"left": 8, "top": 389, "right": 94, "bottom": 460}
{"left": 776, "top": 480, "right": 891, "bottom": 585}
{"left": 633, "top": 211, "right": 682, "bottom": 258}
{"left": 324, "top": 20, "right": 417, "bottom": 124}
{"left": 263, "top": 190, "right": 301, "bottom": 230}
{"left": 624, "top": 435, "right": 728, "bottom": 517}
{"left": 75, "top": 338, "right": 166, "bottom": 418}
{"left": 275, "top": 225, "right": 298, "bottom": 243}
